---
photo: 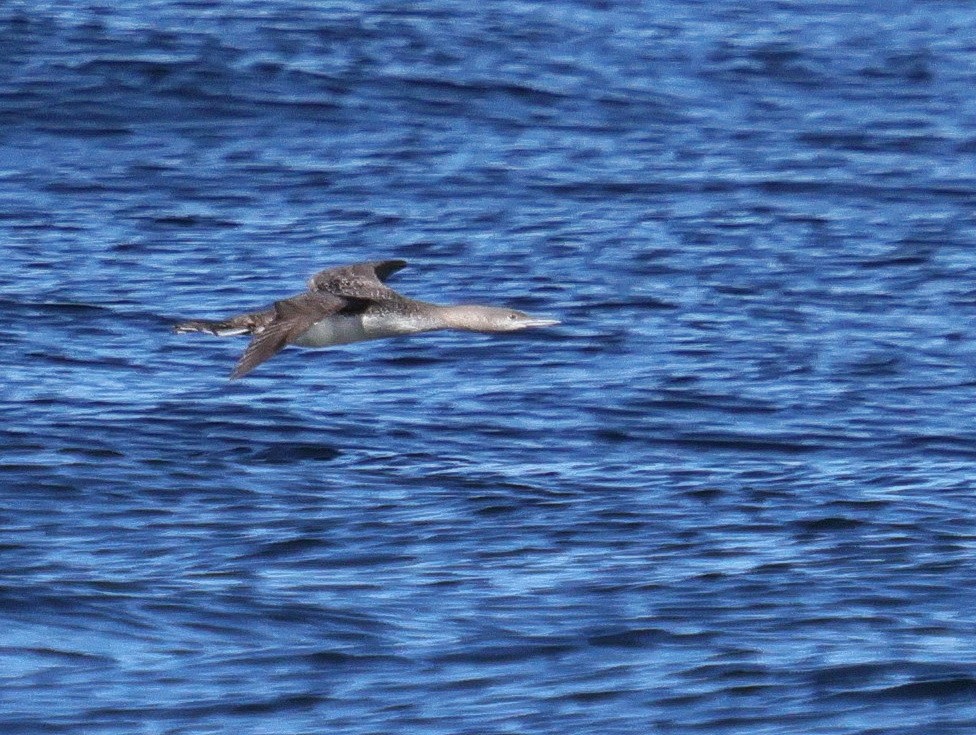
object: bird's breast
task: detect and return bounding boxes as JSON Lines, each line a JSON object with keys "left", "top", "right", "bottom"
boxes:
{"left": 292, "top": 315, "right": 372, "bottom": 347}
{"left": 292, "top": 312, "right": 431, "bottom": 348}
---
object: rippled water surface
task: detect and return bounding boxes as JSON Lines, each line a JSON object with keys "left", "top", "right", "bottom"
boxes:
{"left": 4, "top": 1, "right": 976, "bottom": 733}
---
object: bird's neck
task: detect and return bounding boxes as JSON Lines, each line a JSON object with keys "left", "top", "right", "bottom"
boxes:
{"left": 427, "top": 304, "right": 497, "bottom": 332}
{"left": 361, "top": 302, "right": 474, "bottom": 336}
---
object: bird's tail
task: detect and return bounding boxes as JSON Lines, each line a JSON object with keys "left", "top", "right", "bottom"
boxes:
{"left": 173, "top": 311, "right": 271, "bottom": 337}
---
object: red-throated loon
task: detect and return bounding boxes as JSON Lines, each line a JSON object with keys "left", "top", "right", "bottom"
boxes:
{"left": 174, "top": 259, "right": 560, "bottom": 379}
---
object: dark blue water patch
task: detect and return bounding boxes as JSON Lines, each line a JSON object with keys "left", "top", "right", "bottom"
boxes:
{"left": 587, "top": 627, "right": 686, "bottom": 649}
{"left": 818, "top": 668, "right": 976, "bottom": 704}
{"left": 4, "top": 1, "right": 976, "bottom": 734}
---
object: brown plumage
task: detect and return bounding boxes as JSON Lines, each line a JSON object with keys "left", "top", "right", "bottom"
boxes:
{"left": 174, "top": 259, "right": 559, "bottom": 379}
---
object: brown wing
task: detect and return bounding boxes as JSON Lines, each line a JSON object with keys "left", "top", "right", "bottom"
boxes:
{"left": 306, "top": 259, "right": 408, "bottom": 300}
{"left": 230, "top": 291, "right": 346, "bottom": 379}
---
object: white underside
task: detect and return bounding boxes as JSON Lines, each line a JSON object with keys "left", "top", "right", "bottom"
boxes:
{"left": 291, "top": 314, "right": 432, "bottom": 348}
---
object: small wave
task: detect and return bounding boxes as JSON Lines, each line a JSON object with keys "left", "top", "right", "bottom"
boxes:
{"left": 871, "top": 676, "right": 976, "bottom": 701}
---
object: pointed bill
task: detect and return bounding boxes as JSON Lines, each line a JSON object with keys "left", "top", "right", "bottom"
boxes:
{"left": 520, "top": 316, "right": 560, "bottom": 327}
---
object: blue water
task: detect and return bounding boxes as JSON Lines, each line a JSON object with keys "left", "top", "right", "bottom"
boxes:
{"left": 4, "top": 1, "right": 976, "bottom": 733}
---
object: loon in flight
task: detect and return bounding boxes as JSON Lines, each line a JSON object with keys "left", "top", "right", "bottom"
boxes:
{"left": 174, "top": 259, "right": 559, "bottom": 379}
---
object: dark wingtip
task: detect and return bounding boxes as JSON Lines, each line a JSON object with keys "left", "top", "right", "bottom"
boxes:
{"left": 229, "top": 359, "right": 253, "bottom": 381}
{"left": 374, "top": 259, "right": 408, "bottom": 281}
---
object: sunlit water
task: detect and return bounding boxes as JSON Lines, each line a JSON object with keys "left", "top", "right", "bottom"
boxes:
{"left": 3, "top": 2, "right": 976, "bottom": 733}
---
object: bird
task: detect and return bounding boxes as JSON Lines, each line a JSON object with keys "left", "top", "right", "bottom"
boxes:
{"left": 174, "top": 259, "right": 560, "bottom": 379}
